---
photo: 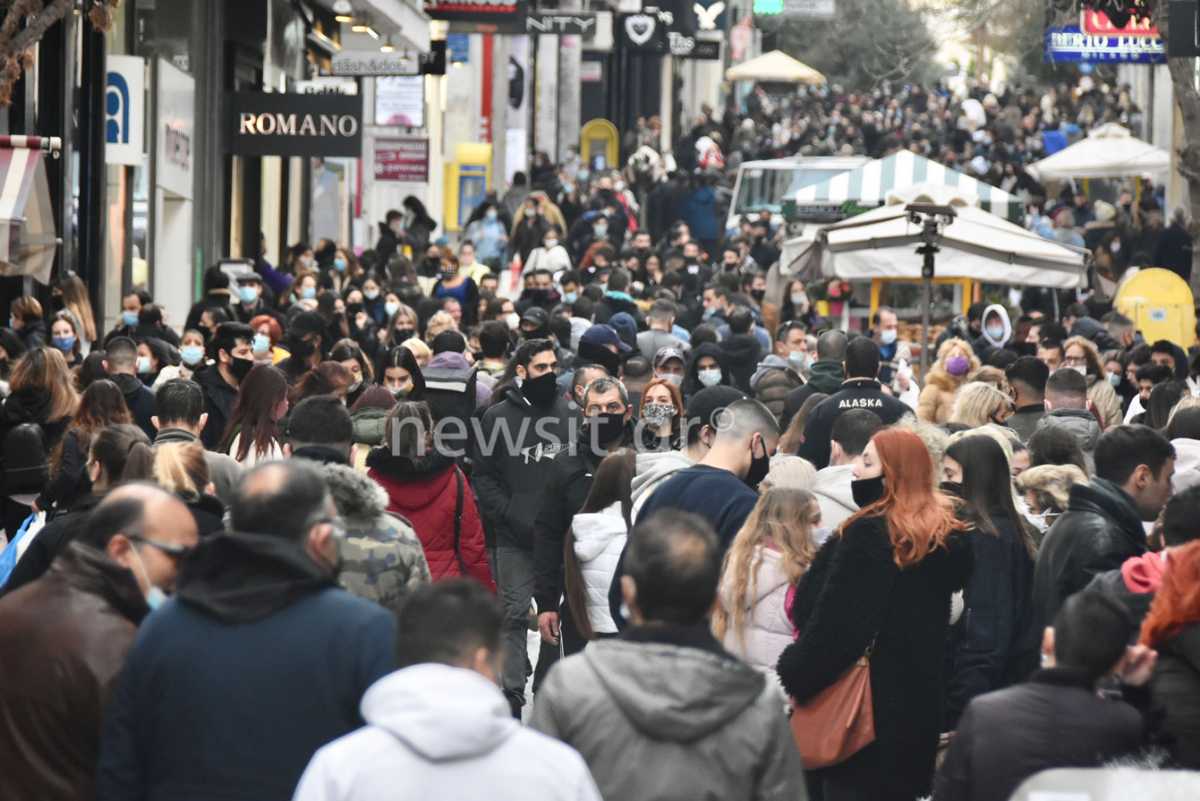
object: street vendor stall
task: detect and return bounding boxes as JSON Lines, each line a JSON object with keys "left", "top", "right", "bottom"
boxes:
{"left": 780, "top": 185, "right": 1088, "bottom": 369}
{"left": 1027, "top": 123, "right": 1170, "bottom": 181}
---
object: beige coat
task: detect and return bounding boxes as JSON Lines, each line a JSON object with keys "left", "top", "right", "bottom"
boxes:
{"left": 1087, "top": 375, "right": 1123, "bottom": 430}
{"left": 918, "top": 369, "right": 967, "bottom": 424}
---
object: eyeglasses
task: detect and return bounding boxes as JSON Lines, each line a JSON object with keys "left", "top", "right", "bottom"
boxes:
{"left": 130, "top": 535, "right": 192, "bottom": 562}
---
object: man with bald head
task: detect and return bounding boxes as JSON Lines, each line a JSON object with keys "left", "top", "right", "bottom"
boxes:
{"left": 0, "top": 484, "right": 197, "bottom": 801}
{"left": 97, "top": 461, "right": 396, "bottom": 801}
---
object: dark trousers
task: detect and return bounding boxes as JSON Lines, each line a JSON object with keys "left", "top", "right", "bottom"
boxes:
{"left": 532, "top": 601, "right": 585, "bottom": 692}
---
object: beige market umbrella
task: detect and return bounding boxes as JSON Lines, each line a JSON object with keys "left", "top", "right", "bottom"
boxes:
{"left": 725, "top": 50, "right": 826, "bottom": 84}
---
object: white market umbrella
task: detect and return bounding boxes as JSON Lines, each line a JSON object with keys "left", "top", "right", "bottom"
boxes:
{"left": 725, "top": 50, "right": 826, "bottom": 84}
{"left": 1027, "top": 123, "right": 1170, "bottom": 181}
{"left": 787, "top": 184, "right": 1087, "bottom": 289}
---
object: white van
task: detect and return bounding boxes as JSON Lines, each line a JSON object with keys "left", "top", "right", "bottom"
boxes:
{"left": 726, "top": 155, "right": 872, "bottom": 234}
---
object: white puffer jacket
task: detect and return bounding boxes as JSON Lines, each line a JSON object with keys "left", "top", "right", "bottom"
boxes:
{"left": 718, "top": 546, "right": 795, "bottom": 690}
{"left": 571, "top": 503, "right": 628, "bottom": 636}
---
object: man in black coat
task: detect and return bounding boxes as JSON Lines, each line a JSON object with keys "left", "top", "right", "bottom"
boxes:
{"left": 781, "top": 329, "right": 848, "bottom": 430}
{"left": 374, "top": 210, "right": 403, "bottom": 265}
{"left": 532, "top": 377, "right": 633, "bottom": 667}
{"left": 1032, "top": 425, "right": 1175, "bottom": 631}
{"left": 934, "top": 592, "right": 1156, "bottom": 801}
{"left": 195, "top": 322, "right": 254, "bottom": 450}
{"left": 103, "top": 337, "right": 157, "bottom": 440}
{"left": 592, "top": 269, "right": 646, "bottom": 330}
{"left": 470, "top": 339, "right": 575, "bottom": 717}
{"left": 797, "top": 337, "right": 912, "bottom": 469}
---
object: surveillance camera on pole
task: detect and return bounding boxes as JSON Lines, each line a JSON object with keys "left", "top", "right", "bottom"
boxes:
{"left": 905, "top": 203, "right": 957, "bottom": 374}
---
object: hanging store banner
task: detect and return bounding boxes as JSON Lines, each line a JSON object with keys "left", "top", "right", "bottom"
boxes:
{"left": 619, "top": 11, "right": 669, "bottom": 53}
{"left": 375, "top": 76, "right": 426, "bottom": 128}
{"left": 424, "top": 0, "right": 525, "bottom": 26}
{"left": 670, "top": 32, "right": 721, "bottom": 59}
{"left": 526, "top": 13, "right": 598, "bottom": 37}
{"left": 106, "top": 55, "right": 145, "bottom": 166}
{"left": 1044, "top": 25, "right": 1166, "bottom": 63}
{"left": 228, "top": 92, "right": 362, "bottom": 157}
{"left": 375, "top": 137, "right": 430, "bottom": 182}
{"left": 327, "top": 50, "right": 421, "bottom": 76}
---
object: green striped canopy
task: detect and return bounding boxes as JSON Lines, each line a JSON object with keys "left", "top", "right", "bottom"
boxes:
{"left": 792, "top": 150, "right": 1024, "bottom": 222}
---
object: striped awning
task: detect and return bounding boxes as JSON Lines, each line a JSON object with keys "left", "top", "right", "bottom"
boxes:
{"left": 0, "top": 135, "right": 61, "bottom": 285}
{"left": 792, "top": 150, "right": 1023, "bottom": 222}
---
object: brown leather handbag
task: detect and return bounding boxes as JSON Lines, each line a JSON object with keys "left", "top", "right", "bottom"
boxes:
{"left": 789, "top": 641, "right": 876, "bottom": 769}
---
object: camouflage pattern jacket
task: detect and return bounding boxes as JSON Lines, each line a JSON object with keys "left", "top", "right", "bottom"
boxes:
{"left": 325, "top": 462, "right": 431, "bottom": 614}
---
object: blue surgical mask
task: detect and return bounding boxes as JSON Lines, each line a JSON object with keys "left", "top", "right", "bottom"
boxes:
{"left": 300, "top": 286, "right": 316, "bottom": 300}
{"left": 334, "top": 257, "right": 347, "bottom": 272}
{"left": 51, "top": 334, "right": 76, "bottom": 353}
{"left": 122, "top": 310, "right": 139, "bottom": 327}
{"left": 1107, "top": 371, "right": 1121, "bottom": 388}
{"left": 136, "top": 355, "right": 152, "bottom": 375}
{"left": 181, "top": 345, "right": 205, "bottom": 366}
{"left": 879, "top": 328, "right": 897, "bottom": 346}
{"left": 252, "top": 333, "right": 271, "bottom": 354}
{"left": 238, "top": 285, "right": 259, "bottom": 304}
{"left": 131, "top": 546, "right": 167, "bottom": 612}
{"left": 563, "top": 291, "right": 578, "bottom": 304}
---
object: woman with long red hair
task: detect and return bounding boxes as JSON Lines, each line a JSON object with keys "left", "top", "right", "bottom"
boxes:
{"left": 777, "top": 427, "right": 971, "bottom": 801}
{"left": 1140, "top": 538, "right": 1200, "bottom": 768}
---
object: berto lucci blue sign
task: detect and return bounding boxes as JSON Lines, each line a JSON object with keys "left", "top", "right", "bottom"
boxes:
{"left": 1045, "top": 26, "right": 1166, "bottom": 64}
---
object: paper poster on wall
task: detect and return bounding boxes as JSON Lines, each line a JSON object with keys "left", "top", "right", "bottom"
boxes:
{"left": 375, "top": 76, "right": 425, "bottom": 128}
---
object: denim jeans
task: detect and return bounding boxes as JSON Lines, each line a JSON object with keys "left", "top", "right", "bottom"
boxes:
{"left": 494, "top": 544, "right": 535, "bottom": 707}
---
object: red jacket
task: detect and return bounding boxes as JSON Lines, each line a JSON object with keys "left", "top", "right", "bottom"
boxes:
{"left": 368, "top": 457, "right": 494, "bottom": 590}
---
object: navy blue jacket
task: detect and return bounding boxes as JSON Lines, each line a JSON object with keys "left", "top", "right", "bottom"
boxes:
{"left": 97, "top": 586, "right": 395, "bottom": 801}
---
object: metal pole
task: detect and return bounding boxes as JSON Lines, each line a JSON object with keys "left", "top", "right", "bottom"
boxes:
{"left": 921, "top": 275, "right": 932, "bottom": 376}
{"left": 918, "top": 217, "right": 938, "bottom": 376}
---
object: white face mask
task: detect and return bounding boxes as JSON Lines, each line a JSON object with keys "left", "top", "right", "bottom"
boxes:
{"left": 505, "top": 312, "right": 521, "bottom": 331}
{"left": 660, "top": 373, "right": 683, "bottom": 387}
{"left": 697, "top": 368, "right": 723, "bottom": 388}
{"left": 788, "top": 351, "right": 810, "bottom": 371}
{"left": 791, "top": 291, "right": 809, "bottom": 310}
{"left": 1069, "top": 364, "right": 1087, "bottom": 377}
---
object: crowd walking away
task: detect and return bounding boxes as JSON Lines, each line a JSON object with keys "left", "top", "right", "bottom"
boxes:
{"left": 6, "top": 74, "right": 1200, "bottom": 801}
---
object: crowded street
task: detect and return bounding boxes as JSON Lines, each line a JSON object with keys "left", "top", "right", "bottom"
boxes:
{"left": 2, "top": 0, "right": 1200, "bottom": 799}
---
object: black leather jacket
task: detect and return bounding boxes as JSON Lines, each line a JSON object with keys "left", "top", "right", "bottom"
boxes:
{"left": 1032, "top": 478, "right": 1147, "bottom": 630}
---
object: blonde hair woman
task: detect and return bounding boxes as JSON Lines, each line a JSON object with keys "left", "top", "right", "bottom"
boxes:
{"left": 1016, "top": 463, "right": 1088, "bottom": 533}
{"left": 713, "top": 489, "right": 821, "bottom": 690}
{"left": 949, "top": 381, "right": 1014, "bottom": 428}
{"left": 57, "top": 274, "right": 98, "bottom": 349}
{"left": 400, "top": 337, "right": 432, "bottom": 369}
{"left": 153, "top": 441, "right": 224, "bottom": 536}
{"left": 1063, "top": 335, "right": 1121, "bottom": 430}
{"left": 423, "top": 310, "right": 457, "bottom": 344}
{"left": 918, "top": 338, "right": 980, "bottom": 424}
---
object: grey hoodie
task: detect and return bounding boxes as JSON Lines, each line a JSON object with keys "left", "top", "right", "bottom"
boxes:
{"left": 630, "top": 450, "right": 694, "bottom": 521}
{"left": 530, "top": 639, "right": 806, "bottom": 801}
{"left": 749, "top": 353, "right": 796, "bottom": 391}
{"left": 811, "top": 464, "right": 857, "bottom": 534}
{"left": 1034, "top": 409, "right": 1102, "bottom": 473}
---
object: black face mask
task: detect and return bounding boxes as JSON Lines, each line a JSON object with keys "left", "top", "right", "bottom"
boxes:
{"left": 744, "top": 437, "right": 771, "bottom": 489}
{"left": 751, "top": 289, "right": 766, "bottom": 303}
{"left": 586, "top": 412, "right": 627, "bottom": 448}
{"left": 1014, "top": 341, "right": 1037, "bottom": 357}
{"left": 520, "top": 371, "right": 559, "bottom": 408}
{"left": 939, "top": 481, "right": 964, "bottom": 499}
{"left": 393, "top": 327, "right": 415, "bottom": 343}
{"left": 851, "top": 475, "right": 885, "bottom": 509}
{"left": 229, "top": 355, "right": 254, "bottom": 383}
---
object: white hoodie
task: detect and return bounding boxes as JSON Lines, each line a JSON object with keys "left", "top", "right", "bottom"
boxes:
{"left": 293, "top": 664, "right": 600, "bottom": 801}
{"left": 571, "top": 503, "right": 628, "bottom": 635}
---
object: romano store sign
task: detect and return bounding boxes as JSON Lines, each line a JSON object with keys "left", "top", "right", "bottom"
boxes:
{"left": 228, "top": 92, "right": 363, "bottom": 157}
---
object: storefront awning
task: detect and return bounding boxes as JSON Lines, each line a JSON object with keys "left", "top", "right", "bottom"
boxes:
{"left": 0, "top": 136, "right": 60, "bottom": 285}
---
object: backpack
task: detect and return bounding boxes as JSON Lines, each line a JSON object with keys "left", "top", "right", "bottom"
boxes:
{"left": 2, "top": 422, "right": 48, "bottom": 496}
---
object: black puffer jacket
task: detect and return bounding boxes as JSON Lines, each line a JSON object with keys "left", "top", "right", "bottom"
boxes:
{"left": 781, "top": 359, "right": 844, "bottom": 429}
{"left": 778, "top": 515, "right": 972, "bottom": 801}
{"left": 944, "top": 510, "right": 1039, "bottom": 728}
{"left": 1032, "top": 478, "right": 1148, "bottom": 631}
{"left": 719, "top": 333, "right": 762, "bottom": 393}
{"left": 1149, "top": 623, "right": 1200, "bottom": 769}
{"left": 934, "top": 668, "right": 1149, "bottom": 801}
{"left": 470, "top": 386, "right": 575, "bottom": 550}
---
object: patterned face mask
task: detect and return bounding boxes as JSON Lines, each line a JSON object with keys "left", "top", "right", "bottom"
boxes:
{"left": 641, "top": 403, "right": 677, "bottom": 428}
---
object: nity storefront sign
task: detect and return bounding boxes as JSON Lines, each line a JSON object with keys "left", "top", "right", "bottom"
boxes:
{"left": 228, "top": 92, "right": 363, "bottom": 157}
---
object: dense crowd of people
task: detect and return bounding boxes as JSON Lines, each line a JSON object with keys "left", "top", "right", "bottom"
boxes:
{"left": 1, "top": 72, "right": 1200, "bottom": 801}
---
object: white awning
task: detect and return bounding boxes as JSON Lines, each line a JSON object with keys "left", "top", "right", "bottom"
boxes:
{"left": 0, "top": 136, "right": 60, "bottom": 285}
{"left": 1027, "top": 123, "right": 1170, "bottom": 181}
